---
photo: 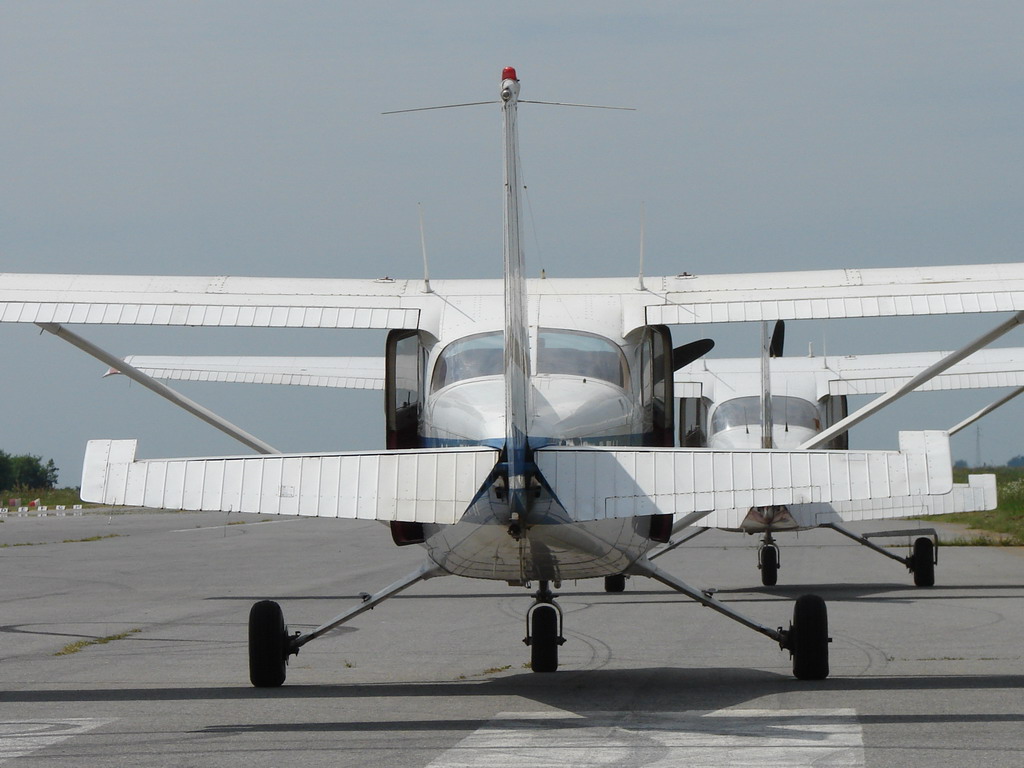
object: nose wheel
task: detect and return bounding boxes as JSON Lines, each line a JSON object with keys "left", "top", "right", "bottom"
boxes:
{"left": 604, "top": 574, "right": 627, "bottom": 593}
{"left": 524, "top": 581, "right": 565, "bottom": 673}
{"left": 758, "top": 534, "right": 780, "bottom": 586}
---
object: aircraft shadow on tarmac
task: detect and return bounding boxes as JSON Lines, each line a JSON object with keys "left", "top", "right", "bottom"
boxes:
{"left": 4, "top": 667, "right": 1024, "bottom": 712}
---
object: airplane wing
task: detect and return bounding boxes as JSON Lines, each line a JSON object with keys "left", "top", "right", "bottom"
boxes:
{"left": 641, "top": 262, "right": 1024, "bottom": 327}
{"left": 816, "top": 348, "right": 1024, "bottom": 396}
{"left": 0, "top": 274, "right": 421, "bottom": 329}
{"left": 676, "top": 347, "right": 1024, "bottom": 400}
{"left": 108, "top": 355, "right": 386, "bottom": 390}
{"left": 5, "top": 261, "right": 1024, "bottom": 335}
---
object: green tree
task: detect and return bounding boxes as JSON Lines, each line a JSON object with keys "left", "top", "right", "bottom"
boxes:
{"left": 0, "top": 450, "right": 11, "bottom": 493}
{"left": 0, "top": 452, "right": 60, "bottom": 492}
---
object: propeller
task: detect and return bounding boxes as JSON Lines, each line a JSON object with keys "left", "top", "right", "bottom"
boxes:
{"left": 672, "top": 338, "right": 715, "bottom": 371}
{"left": 769, "top": 320, "right": 785, "bottom": 358}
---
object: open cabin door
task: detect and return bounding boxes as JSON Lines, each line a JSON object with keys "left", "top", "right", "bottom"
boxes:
{"left": 385, "top": 329, "right": 426, "bottom": 450}
{"left": 636, "top": 325, "right": 675, "bottom": 447}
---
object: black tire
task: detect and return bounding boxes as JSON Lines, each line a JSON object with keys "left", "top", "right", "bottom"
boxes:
{"left": 912, "top": 537, "right": 935, "bottom": 587}
{"left": 604, "top": 574, "right": 626, "bottom": 593}
{"left": 530, "top": 604, "right": 559, "bottom": 673}
{"left": 760, "top": 546, "right": 779, "bottom": 587}
{"left": 791, "top": 594, "right": 829, "bottom": 681}
{"left": 249, "top": 600, "right": 288, "bottom": 687}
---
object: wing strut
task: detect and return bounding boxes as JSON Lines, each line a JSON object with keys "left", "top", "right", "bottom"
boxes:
{"left": 37, "top": 323, "right": 280, "bottom": 455}
{"left": 799, "top": 310, "right": 1024, "bottom": 450}
{"left": 948, "top": 385, "right": 1024, "bottom": 435}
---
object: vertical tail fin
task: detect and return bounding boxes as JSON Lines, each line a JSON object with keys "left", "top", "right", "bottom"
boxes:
{"left": 501, "top": 67, "right": 532, "bottom": 517}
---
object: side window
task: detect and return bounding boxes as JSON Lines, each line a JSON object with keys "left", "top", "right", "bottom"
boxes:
{"left": 679, "top": 397, "right": 709, "bottom": 447}
{"left": 385, "top": 330, "right": 425, "bottom": 449}
{"left": 822, "top": 395, "right": 849, "bottom": 450}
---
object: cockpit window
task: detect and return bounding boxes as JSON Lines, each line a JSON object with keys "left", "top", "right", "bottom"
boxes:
{"left": 710, "top": 396, "right": 820, "bottom": 435}
{"left": 431, "top": 331, "right": 504, "bottom": 391}
{"left": 430, "top": 329, "right": 627, "bottom": 392}
{"left": 537, "top": 330, "right": 626, "bottom": 387}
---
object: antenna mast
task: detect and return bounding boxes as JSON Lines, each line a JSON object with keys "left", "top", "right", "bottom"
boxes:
{"left": 418, "top": 203, "right": 432, "bottom": 293}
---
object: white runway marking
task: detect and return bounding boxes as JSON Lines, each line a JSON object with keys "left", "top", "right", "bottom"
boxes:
{"left": 0, "top": 719, "right": 115, "bottom": 763}
{"left": 427, "top": 709, "right": 864, "bottom": 767}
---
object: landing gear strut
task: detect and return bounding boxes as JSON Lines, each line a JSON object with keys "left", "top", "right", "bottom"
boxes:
{"left": 524, "top": 580, "right": 565, "bottom": 673}
{"left": 825, "top": 523, "right": 938, "bottom": 587}
{"left": 246, "top": 561, "right": 444, "bottom": 687}
{"left": 631, "top": 558, "right": 831, "bottom": 680}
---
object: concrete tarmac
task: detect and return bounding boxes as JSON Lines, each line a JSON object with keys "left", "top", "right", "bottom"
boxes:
{"left": 1, "top": 508, "right": 1022, "bottom": 766}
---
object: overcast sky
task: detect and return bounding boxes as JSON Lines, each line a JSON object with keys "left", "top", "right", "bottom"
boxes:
{"left": 2, "top": 2, "right": 1023, "bottom": 487}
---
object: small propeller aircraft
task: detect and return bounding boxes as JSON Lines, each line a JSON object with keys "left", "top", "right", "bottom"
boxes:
{"left": 3, "top": 68, "right": 1024, "bottom": 686}
{"left": 671, "top": 321, "right": 1024, "bottom": 586}
{"left": 106, "top": 337, "right": 1021, "bottom": 590}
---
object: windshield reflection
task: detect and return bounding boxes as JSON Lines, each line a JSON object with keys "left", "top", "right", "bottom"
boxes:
{"left": 710, "top": 396, "right": 821, "bottom": 434}
{"left": 431, "top": 329, "right": 627, "bottom": 391}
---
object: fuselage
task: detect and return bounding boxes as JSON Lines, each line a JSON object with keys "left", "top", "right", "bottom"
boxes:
{"left": 701, "top": 372, "right": 841, "bottom": 533}
{"left": 388, "top": 320, "right": 676, "bottom": 583}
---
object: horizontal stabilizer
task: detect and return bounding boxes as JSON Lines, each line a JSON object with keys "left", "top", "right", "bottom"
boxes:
{"left": 81, "top": 440, "right": 498, "bottom": 523}
{"left": 827, "top": 473, "right": 997, "bottom": 521}
{"left": 535, "top": 431, "right": 952, "bottom": 522}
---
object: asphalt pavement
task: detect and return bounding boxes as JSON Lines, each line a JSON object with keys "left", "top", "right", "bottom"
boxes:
{"left": 1, "top": 508, "right": 1022, "bottom": 766}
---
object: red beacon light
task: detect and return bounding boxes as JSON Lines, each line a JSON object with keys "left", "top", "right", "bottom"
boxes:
{"left": 502, "top": 66, "right": 518, "bottom": 82}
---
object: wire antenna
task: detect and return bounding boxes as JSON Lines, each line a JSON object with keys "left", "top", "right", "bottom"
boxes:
{"left": 384, "top": 100, "right": 634, "bottom": 116}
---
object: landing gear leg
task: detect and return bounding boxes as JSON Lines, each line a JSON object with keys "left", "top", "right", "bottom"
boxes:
{"left": 525, "top": 580, "right": 564, "bottom": 673}
{"left": 630, "top": 558, "right": 831, "bottom": 680}
{"left": 824, "top": 523, "right": 938, "bottom": 587}
{"left": 247, "top": 560, "right": 445, "bottom": 687}
{"left": 758, "top": 533, "right": 780, "bottom": 587}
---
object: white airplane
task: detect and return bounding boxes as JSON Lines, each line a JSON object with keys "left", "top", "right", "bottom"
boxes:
{"left": 671, "top": 322, "right": 1024, "bottom": 586}
{"left": 3, "top": 67, "right": 1024, "bottom": 687}
{"left": 107, "top": 339, "right": 1019, "bottom": 590}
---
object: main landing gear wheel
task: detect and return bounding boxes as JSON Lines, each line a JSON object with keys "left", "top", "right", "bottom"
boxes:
{"left": 760, "top": 546, "right": 779, "bottom": 587}
{"left": 529, "top": 604, "right": 560, "bottom": 673}
{"left": 604, "top": 574, "right": 626, "bottom": 593}
{"left": 911, "top": 537, "right": 935, "bottom": 587}
{"left": 249, "top": 600, "right": 290, "bottom": 688}
{"left": 789, "top": 594, "right": 830, "bottom": 681}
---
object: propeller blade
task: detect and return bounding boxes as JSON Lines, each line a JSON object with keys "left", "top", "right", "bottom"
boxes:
{"left": 769, "top": 320, "right": 785, "bottom": 358}
{"left": 672, "top": 339, "right": 715, "bottom": 371}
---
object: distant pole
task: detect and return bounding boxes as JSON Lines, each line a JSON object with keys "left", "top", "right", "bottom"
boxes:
{"left": 976, "top": 426, "right": 982, "bottom": 468}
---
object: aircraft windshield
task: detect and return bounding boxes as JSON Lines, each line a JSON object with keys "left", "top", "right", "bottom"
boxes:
{"left": 710, "top": 396, "right": 820, "bottom": 434}
{"left": 431, "top": 329, "right": 626, "bottom": 391}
